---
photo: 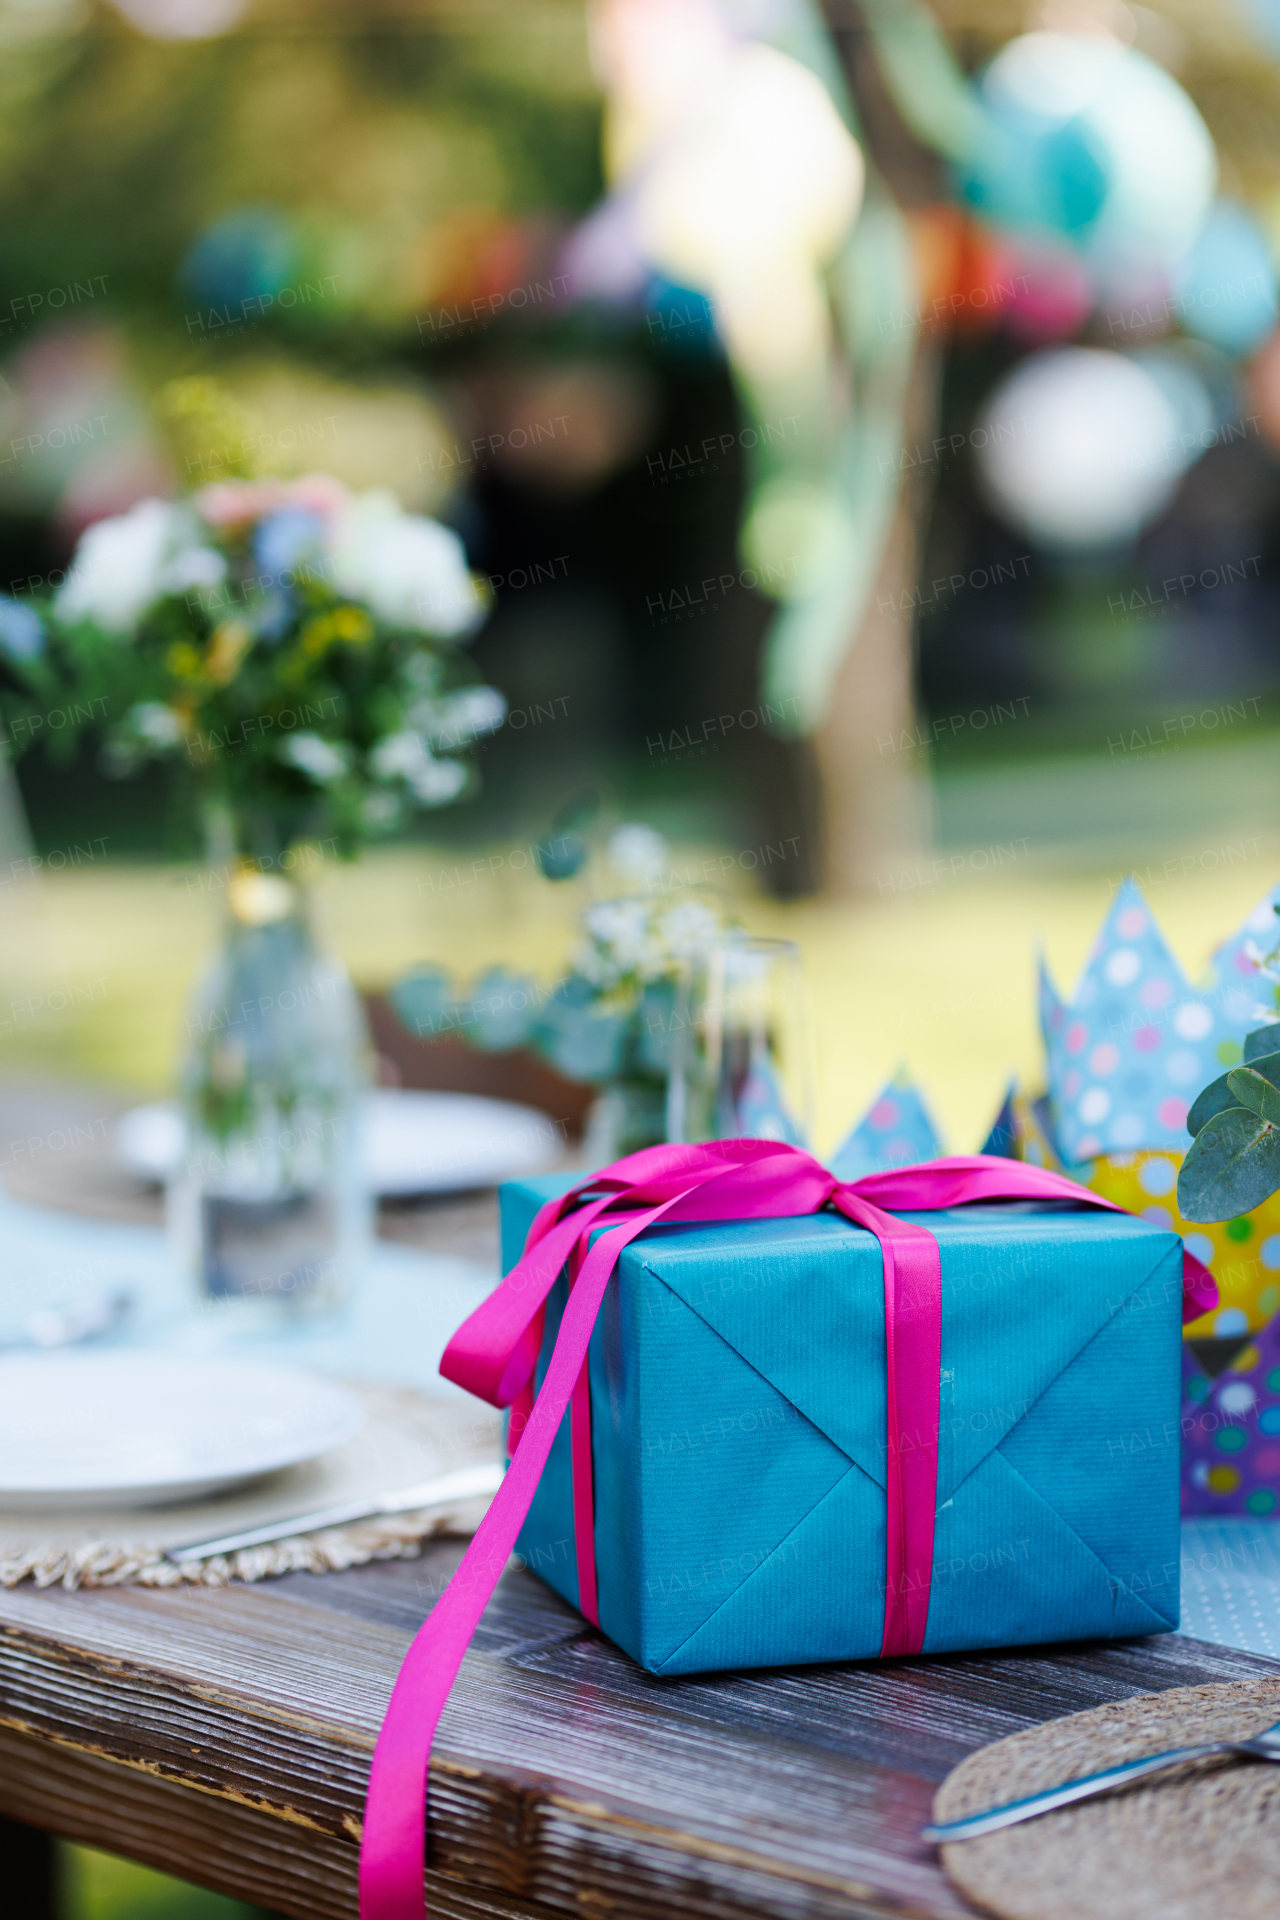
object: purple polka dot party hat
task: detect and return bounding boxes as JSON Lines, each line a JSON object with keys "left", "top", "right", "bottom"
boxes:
{"left": 828, "top": 1069, "right": 943, "bottom": 1181}
{"left": 1182, "top": 1313, "right": 1280, "bottom": 1518}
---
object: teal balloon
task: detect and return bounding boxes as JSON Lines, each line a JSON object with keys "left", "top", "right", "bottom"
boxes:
{"left": 958, "top": 113, "right": 1108, "bottom": 238}
{"left": 1172, "top": 203, "right": 1279, "bottom": 356}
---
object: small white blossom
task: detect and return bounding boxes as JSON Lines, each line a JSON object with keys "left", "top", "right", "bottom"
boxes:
{"left": 362, "top": 790, "right": 402, "bottom": 829}
{"left": 126, "top": 701, "right": 184, "bottom": 750}
{"left": 658, "top": 899, "right": 722, "bottom": 959}
{"left": 369, "top": 730, "right": 467, "bottom": 805}
{"left": 416, "top": 684, "right": 507, "bottom": 747}
{"left": 571, "top": 884, "right": 730, "bottom": 993}
{"left": 280, "top": 732, "right": 348, "bottom": 784}
{"left": 608, "top": 823, "right": 668, "bottom": 886}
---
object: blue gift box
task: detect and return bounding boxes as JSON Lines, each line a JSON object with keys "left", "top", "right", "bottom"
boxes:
{"left": 503, "top": 1175, "right": 1185, "bottom": 1675}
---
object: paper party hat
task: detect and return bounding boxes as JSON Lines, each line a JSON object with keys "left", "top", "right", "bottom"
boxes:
{"left": 1199, "top": 879, "right": 1280, "bottom": 1040}
{"left": 981, "top": 1080, "right": 1064, "bottom": 1170}
{"left": 829, "top": 1070, "right": 943, "bottom": 1181}
{"left": 735, "top": 1051, "right": 805, "bottom": 1146}
{"left": 1041, "top": 877, "right": 1223, "bottom": 1163}
{"left": 1181, "top": 1314, "right": 1280, "bottom": 1517}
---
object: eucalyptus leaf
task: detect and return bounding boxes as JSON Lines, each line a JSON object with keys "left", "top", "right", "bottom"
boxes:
{"left": 388, "top": 966, "right": 455, "bottom": 1042}
{"left": 1245, "top": 1023, "right": 1280, "bottom": 1062}
{"left": 1176, "top": 1105, "right": 1280, "bottom": 1221}
{"left": 536, "top": 832, "right": 586, "bottom": 881}
{"left": 1186, "top": 1049, "right": 1280, "bottom": 1137}
{"left": 532, "top": 995, "right": 626, "bottom": 1082}
{"left": 466, "top": 967, "right": 539, "bottom": 1051}
{"left": 1227, "top": 1066, "right": 1280, "bottom": 1128}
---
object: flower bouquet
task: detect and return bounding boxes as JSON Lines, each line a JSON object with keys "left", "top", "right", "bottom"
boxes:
{"left": 0, "top": 462, "right": 503, "bottom": 1315}
{"left": 0, "top": 474, "right": 500, "bottom": 858}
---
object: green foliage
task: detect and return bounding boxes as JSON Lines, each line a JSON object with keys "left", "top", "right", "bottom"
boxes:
{"left": 391, "top": 914, "right": 708, "bottom": 1089}
{"left": 0, "top": 9, "right": 601, "bottom": 358}
{"left": 1227, "top": 1065, "right": 1280, "bottom": 1128}
{"left": 1186, "top": 1048, "right": 1280, "bottom": 1136}
{"left": 1246, "top": 1025, "right": 1280, "bottom": 1060}
{"left": 1176, "top": 1104, "right": 1280, "bottom": 1222}
{"left": 1178, "top": 1022, "right": 1280, "bottom": 1221}
{"left": 63, "top": 1842, "right": 275, "bottom": 1918}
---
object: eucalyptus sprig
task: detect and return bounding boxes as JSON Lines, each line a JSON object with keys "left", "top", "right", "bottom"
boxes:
{"left": 1177, "top": 1024, "right": 1280, "bottom": 1221}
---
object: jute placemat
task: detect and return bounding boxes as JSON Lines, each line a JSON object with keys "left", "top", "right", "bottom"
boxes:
{"left": 0, "top": 1383, "right": 502, "bottom": 1590}
{"left": 933, "top": 1677, "right": 1280, "bottom": 1920}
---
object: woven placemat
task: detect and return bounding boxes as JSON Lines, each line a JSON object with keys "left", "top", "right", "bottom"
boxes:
{"left": 933, "top": 1678, "right": 1280, "bottom": 1920}
{"left": 0, "top": 1383, "right": 502, "bottom": 1590}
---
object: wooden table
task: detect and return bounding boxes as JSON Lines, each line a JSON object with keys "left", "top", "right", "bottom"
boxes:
{"left": 2, "top": 1079, "right": 1277, "bottom": 1917}
{"left": 2, "top": 1550, "right": 1278, "bottom": 1920}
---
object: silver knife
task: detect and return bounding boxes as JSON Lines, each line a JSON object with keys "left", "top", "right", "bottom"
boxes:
{"left": 166, "top": 1460, "right": 505, "bottom": 1563}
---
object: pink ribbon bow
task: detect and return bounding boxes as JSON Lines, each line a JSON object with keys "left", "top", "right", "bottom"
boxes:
{"left": 358, "top": 1141, "right": 1215, "bottom": 1920}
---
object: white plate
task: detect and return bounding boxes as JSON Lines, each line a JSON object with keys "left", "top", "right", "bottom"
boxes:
{"left": 116, "top": 1088, "right": 564, "bottom": 1197}
{"left": 0, "top": 1354, "right": 365, "bottom": 1509}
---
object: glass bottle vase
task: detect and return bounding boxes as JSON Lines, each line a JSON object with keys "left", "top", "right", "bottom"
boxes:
{"left": 168, "top": 870, "right": 371, "bottom": 1324}
{"left": 665, "top": 935, "right": 814, "bottom": 1148}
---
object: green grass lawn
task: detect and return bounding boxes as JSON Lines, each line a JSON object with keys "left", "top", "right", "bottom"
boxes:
{"left": 63, "top": 1845, "right": 277, "bottom": 1918}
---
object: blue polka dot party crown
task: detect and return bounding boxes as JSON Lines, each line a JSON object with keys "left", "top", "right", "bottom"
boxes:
{"left": 1040, "top": 876, "right": 1280, "bottom": 1167}
{"left": 828, "top": 1068, "right": 942, "bottom": 1181}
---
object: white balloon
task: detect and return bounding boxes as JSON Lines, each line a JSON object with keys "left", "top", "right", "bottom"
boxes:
{"left": 638, "top": 43, "right": 864, "bottom": 379}
{"left": 976, "top": 348, "right": 1187, "bottom": 548}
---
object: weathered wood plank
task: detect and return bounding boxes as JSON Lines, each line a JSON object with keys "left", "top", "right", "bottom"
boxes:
{"left": 2, "top": 1543, "right": 1278, "bottom": 1919}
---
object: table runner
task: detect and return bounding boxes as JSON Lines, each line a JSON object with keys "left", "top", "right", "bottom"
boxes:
{"left": 0, "top": 1383, "right": 500, "bottom": 1588}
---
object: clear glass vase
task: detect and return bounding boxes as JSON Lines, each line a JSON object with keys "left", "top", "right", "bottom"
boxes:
{"left": 581, "top": 1077, "right": 668, "bottom": 1166}
{"left": 168, "top": 870, "right": 371, "bottom": 1326}
{"left": 666, "top": 935, "right": 814, "bottom": 1148}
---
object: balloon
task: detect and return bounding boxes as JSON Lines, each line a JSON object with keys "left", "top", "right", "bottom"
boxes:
{"left": 1171, "top": 201, "right": 1280, "bottom": 356}
{"left": 994, "top": 235, "right": 1094, "bottom": 343}
{"left": 975, "top": 347, "right": 1199, "bottom": 549}
{"left": 961, "top": 33, "right": 1216, "bottom": 274}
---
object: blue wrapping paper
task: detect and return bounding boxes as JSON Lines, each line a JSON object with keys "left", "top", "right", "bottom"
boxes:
{"left": 503, "top": 1175, "right": 1185, "bottom": 1675}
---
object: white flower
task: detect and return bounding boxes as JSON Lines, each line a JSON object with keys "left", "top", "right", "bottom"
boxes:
{"left": 363, "top": 790, "right": 402, "bottom": 830}
{"left": 56, "top": 499, "right": 225, "bottom": 636}
{"left": 608, "top": 823, "right": 668, "bottom": 887}
{"left": 416, "top": 684, "right": 507, "bottom": 747}
{"left": 570, "top": 886, "right": 729, "bottom": 992}
{"left": 328, "top": 491, "right": 483, "bottom": 639}
{"left": 657, "top": 899, "right": 722, "bottom": 959}
{"left": 126, "top": 702, "right": 184, "bottom": 750}
{"left": 161, "top": 545, "right": 226, "bottom": 595}
{"left": 280, "top": 732, "right": 348, "bottom": 784}
{"left": 369, "top": 729, "right": 467, "bottom": 805}
{"left": 573, "top": 899, "right": 658, "bottom": 988}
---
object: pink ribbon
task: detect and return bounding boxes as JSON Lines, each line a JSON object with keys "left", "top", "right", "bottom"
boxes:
{"left": 358, "top": 1142, "right": 1215, "bottom": 1920}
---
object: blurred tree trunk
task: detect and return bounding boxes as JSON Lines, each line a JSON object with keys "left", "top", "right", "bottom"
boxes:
{"left": 814, "top": 335, "right": 940, "bottom": 896}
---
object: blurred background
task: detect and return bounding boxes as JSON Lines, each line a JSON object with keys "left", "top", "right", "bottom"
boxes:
{"left": 5, "top": 2, "right": 1280, "bottom": 1140}
{"left": 4, "top": 1, "right": 1280, "bottom": 1909}
{"left": 2, "top": 0, "right": 1277, "bottom": 1141}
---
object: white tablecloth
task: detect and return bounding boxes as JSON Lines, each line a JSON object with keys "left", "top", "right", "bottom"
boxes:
{"left": 0, "top": 1185, "right": 494, "bottom": 1394}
